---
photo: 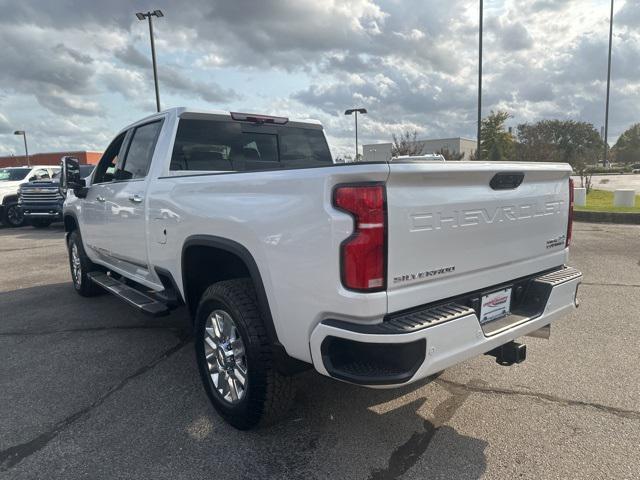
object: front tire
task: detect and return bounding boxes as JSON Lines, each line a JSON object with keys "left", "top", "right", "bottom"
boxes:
{"left": 195, "top": 278, "right": 295, "bottom": 430}
{"left": 67, "top": 230, "right": 101, "bottom": 297}
{"left": 2, "top": 203, "right": 26, "bottom": 227}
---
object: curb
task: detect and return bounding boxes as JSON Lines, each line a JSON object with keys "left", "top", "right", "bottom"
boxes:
{"left": 575, "top": 210, "right": 640, "bottom": 225}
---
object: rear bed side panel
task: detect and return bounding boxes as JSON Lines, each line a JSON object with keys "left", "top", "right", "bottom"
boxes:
{"left": 386, "top": 162, "right": 572, "bottom": 313}
{"left": 147, "top": 163, "right": 390, "bottom": 362}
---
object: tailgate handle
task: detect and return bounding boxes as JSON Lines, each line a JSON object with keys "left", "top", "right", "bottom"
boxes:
{"left": 490, "top": 172, "right": 524, "bottom": 190}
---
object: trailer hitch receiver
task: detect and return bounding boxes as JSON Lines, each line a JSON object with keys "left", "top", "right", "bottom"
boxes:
{"left": 486, "top": 341, "right": 526, "bottom": 366}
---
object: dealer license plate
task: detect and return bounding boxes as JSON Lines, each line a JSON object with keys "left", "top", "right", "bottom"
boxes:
{"left": 479, "top": 288, "right": 512, "bottom": 324}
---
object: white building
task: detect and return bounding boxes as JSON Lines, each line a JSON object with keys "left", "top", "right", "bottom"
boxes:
{"left": 363, "top": 137, "right": 476, "bottom": 162}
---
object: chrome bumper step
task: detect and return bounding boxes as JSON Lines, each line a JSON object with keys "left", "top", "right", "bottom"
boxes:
{"left": 87, "top": 272, "right": 170, "bottom": 317}
{"left": 323, "top": 266, "right": 582, "bottom": 337}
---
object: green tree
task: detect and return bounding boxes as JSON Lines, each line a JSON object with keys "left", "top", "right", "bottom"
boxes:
{"left": 479, "top": 111, "right": 514, "bottom": 161}
{"left": 515, "top": 120, "right": 603, "bottom": 165}
{"left": 515, "top": 122, "right": 560, "bottom": 163}
{"left": 515, "top": 119, "right": 603, "bottom": 192}
{"left": 612, "top": 123, "right": 640, "bottom": 165}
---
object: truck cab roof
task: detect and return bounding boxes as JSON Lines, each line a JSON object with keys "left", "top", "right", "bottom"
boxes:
{"left": 120, "top": 107, "right": 323, "bottom": 135}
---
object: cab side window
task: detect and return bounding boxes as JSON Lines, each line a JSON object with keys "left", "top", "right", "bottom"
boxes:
{"left": 117, "top": 121, "right": 163, "bottom": 180}
{"left": 93, "top": 133, "right": 126, "bottom": 184}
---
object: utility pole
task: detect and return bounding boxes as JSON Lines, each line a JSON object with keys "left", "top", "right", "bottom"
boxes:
{"left": 603, "top": 0, "right": 614, "bottom": 167}
{"left": 344, "top": 108, "right": 367, "bottom": 161}
{"left": 136, "top": 10, "right": 164, "bottom": 112}
{"left": 477, "top": 0, "right": 483, "bottom": 160}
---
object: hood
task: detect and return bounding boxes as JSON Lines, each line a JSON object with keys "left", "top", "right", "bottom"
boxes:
{"left": 0, "top": 180, "right": 23, "bottom": 190}
{"left": 20, "top": 179, "right": 61, "bottom": 189}
{"left": 0, "top": 181, "right": 23, "bottom": 202}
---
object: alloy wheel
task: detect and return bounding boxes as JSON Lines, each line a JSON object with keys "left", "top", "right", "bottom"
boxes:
{"left": 204, "top": 310, "right": 248, "bottom": 404}
{"left": 6, "top": 205, "right": 24, "bottom": 226}
{"left": 71, "top": 243, "right": 82, "bottom": 287}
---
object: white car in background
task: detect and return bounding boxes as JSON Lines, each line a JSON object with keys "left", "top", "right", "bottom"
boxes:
{"left": 0, "top": 166, "right": 60, "bottom": 227}
{"left": 392, "top": 153, "right": 446, "bottom": 162}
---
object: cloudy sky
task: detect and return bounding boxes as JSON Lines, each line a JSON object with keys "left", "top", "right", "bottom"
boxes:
{"left": 0, "top": 0, "right": 638, "bottom": 159}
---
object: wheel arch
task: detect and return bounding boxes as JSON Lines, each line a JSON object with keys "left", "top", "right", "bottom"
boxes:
{"left": 63, "top": 212, "right": 79, "bottom": 233}
{"left": 181, "top": 235, "right": 279, "bottom": 346}
{"left": 2, "top": 194, "right": 18, "bottom": 206}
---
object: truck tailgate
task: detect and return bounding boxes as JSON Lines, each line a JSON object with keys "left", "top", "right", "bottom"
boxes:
{"left": 386, "top": 162, "right": 572, "bottom": 313}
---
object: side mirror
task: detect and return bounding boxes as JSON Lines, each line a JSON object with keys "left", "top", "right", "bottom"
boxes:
{"left": 61, "top": 156, "right": 87, "bottom": 198}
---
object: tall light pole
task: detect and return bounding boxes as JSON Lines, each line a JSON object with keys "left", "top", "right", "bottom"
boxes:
{"left": 603, "top": 0, "right": 614, "bottom": 167}
{"left": 135, "top": 10, "right": 164, "bottom": 113}
{"left": 13, "top": 130, "right": 29, "bottom": 167}
{"left": 477, "top": 0, "right": 483, "bottom": 160}
{"left": 344, "top": 108, "right": 367, "bottom": 161}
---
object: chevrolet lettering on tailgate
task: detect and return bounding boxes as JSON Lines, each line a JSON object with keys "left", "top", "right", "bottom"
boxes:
{"left": 411, "top": 200, "right": 564, "bottom": 232}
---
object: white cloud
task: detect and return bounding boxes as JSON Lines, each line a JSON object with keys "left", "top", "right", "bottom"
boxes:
{"left": 195, "top": 54, "right": 226, "bottom": 68}
{"left": 0, "top": 0, "right": 638, "bottom": 158}
{"left": 0, "top": 112, "right": 12, "bottom": 134}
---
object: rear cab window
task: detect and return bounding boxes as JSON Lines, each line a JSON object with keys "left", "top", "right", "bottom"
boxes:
{"left": 170, "top": 116, "right": 333, "bottom": 173}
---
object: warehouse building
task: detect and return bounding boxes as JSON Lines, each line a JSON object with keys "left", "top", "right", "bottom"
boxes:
{"left": 0, "top": 151, "right": 102, "bottom": 168}
{"left": 363, "top": 137, "right": 476, "bottom": 162}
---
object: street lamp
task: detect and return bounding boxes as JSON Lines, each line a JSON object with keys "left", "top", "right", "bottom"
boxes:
{"left": 603, "top": 0, "right": 614, "bottom": 167}
{"left": 13, "top": 130, "right": 29, "bottom": 167}
{"left": 135, "top": 10, "right": 164, "bottom": 113}
{"left": 477, "top": 0, "right": 483, "bottom": 160}
{"left": 344, "top": 108, "right": 367, "bottom": 161}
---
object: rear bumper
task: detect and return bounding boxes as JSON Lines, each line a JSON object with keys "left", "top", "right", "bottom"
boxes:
{"left": 310, "top": 266, "right": 582, "bottom": 387}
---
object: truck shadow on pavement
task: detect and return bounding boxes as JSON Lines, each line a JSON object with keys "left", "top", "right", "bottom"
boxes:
{"left": 0, "top": 223, "right": 66, "bottom": 242}
{"left": 274, "top": 373, "right": 488, "bottom": 480}
{"left": 0, "top": 282, "right": 488, "bottom": 479}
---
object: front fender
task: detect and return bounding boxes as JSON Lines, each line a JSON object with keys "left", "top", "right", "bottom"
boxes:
{"left": 1, "top": 194, "right": 18, "bottom": 206}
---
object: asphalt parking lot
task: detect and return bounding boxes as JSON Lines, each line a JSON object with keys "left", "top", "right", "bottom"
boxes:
{"left": 1, "top": 222, "right": 639, "bottom": 479}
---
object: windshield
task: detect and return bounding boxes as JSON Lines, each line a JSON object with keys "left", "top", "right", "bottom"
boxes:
{"left": 0, "top": 168, "right": 30, "bottom": 181}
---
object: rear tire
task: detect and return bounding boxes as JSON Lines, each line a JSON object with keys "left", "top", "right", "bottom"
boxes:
{"left": 67, "top": 230, "right": 101, "bottom": 297}
{"left": 2, "top": 203, "right": 26, "bottom": 228}
{"left": 195, "top": 278, "right": 295, "bottom": 430}
{"left": 30, "top": 218, "right": 53, "bottom": 228}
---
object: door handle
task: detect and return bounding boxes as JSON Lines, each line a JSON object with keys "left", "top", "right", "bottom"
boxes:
{"left": 129, "top": 194, "right": 143, "bottom": 204}
{"left": 96, "top": 196, "right": 105, "bottom": 202}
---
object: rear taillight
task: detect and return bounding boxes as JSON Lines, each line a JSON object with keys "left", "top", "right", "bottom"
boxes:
{"left": 333, "top": 183, "right": 387, "bottom": 292}
{"left": 566, "top": 178, "right": 574, "bottom": 247}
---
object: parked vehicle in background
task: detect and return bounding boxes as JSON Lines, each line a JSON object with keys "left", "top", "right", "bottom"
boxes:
{"left": 392, "top": 153, "right": 446, "bottom": 162}
{"left": 0, "top": 166, "right": 59, "bottom": 227}
{"left": 61, "top": 107, "right": 582, "bottom": 430}
{"left": 18, "top": 164, "right": 94, "bottom": 228}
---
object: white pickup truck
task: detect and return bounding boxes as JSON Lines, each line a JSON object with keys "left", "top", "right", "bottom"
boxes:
{"left": 0, "top": 165, "right": 60, "bottom": 227}
{"left": 61, "top": 107, "right": 582, "bottom": 429}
